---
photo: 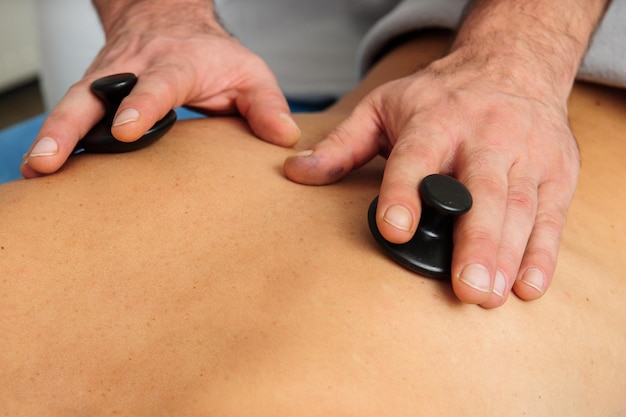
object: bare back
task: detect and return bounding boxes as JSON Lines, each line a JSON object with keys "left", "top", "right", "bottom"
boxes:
{"left": 1, "top": 36, "right": 625, "bottom": 416}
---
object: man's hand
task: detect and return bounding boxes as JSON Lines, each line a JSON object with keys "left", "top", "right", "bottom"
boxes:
{"left": 284, "top": 0, "right": 608, "bottom": 307}
{"left": 22, "top": 0, "right": 299, "bottom": 178}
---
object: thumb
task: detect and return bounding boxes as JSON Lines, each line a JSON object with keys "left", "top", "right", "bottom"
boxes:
{"left": 283, "top": 102, "right": 385, "bottom": 185}
{"left": 237, "top": 79, "right": 301, "bottom": 148}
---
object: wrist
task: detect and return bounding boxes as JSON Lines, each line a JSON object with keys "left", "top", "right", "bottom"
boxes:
{"left": 92, "top": 0, "right": 224, "bottom": 38}
{"left": 448, "top": 0, "right": 608, "bottom": 100}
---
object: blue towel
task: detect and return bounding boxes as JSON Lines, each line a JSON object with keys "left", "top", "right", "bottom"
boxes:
{"left": 0, "top": 108, "right": 204, "bottom": 184}
{"left": 0, "top": 101, "right": 330, "bottom": 184}
{"left": 0, "top": 114, "right": 47, "bottom": 184}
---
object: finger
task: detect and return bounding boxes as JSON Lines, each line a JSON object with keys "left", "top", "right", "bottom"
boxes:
{"left": 283, "top": 99, "right": 383, "bottom": 185}
{"left": 374, "top": 125, "right": 453, "bottom": 244}
{"left": 236, "top": 69, "right": 301, "bottom": 147}
{"left": 109, "top": 68, "right": 186, "bottom": 142}
{"left": 480, "top": 167, "right": 538, "bottom": 308}
{"left": 451, "top": 150, "right": 510, "bottom": 305}
{"left": 21, "top": 80, "right": 105, "bottom": 177}
{"left": 512, "top": 179, "right": 573, "bottom": 300}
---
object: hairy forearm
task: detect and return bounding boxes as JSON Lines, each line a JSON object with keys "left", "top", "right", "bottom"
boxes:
{"left": 92, "top": 0, "right": 222, "bottom": 37}
{"left": 449, "top": 0, "right": 610, "bottom": 98}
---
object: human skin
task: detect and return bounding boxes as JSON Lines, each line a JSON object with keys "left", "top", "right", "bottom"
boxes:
{"left": 1, "top": 34, "right": 626, "bottom": 416}
{"left": 21, "top": 0, "right": 300, "bottom": 178}
{"left": 21, "top": 0, "right": 609, "bottom": 309}
{"left": 285, "top": 0, "right": 610, "bottom": 307}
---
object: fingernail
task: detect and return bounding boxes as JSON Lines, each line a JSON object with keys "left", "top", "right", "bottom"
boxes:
{"left": 383, "top": 205, "right": 413, "bottom": 232}
{"left": 459, "top": 263, "right": 491, "bottom": 293}
{"left": 113, "top": 108, "right": 140, "bottom": 126}
{"left": 279, "top": 112, "right": 301, "bottom": 135}
{"left": 29, "top": 137, "right": 59, "bottom": 157}
{"left": 520, "top": 268, "right": 544, "bottom": 293}
{"left": 493, "top": 270, "right": 507, "bottom": 297}
{"left": 291, "top": 149, "right": 314, "bottom": 158}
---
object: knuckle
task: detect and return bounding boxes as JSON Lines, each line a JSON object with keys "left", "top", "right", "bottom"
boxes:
{"left": 383, "top": 176, "right": 421, "bottom": 198}
{"left": 523, "top": 243, "right": 558, "bottom": 270}
{"left": 392, "top": 138, "right": 429, "bottom": 159}
{"left": 508, "top": 191, "right": 535, "bottom": 214}
{"left": 507, "top": 181, "right": 537, "bottom": 215}
{"left": 497, "top": 239, "right": 524, "bottom": 272}
{"left": 66, "top": 78, "right": 92, "bottom": 94}
{"left": 525, "top": 213, "right": 565, "bottom": 265}
{"left": 460, "top": 225, "right": 498, "bottom": 250}
{"left": 467, "top": 171, "right": 507, "bottom": 197}
{"left": 42, "top": 110, "right": 82, "bottom": 139}
{"left": 324, "top": 123, "right": 356, "bottom": 150}
{"left": 390, "top": 129, "right": 449, "bottom": 168}
{"left": 535, "top": 207, "right": 566, "bottom": 234}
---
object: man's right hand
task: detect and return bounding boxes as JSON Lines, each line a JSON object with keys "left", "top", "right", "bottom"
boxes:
{"left": 22, "top": 0, "right": 300, "bottom": 178}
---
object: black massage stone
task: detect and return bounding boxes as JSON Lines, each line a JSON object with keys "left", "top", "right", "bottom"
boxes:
{"left": 368, "top": 174, "right": 472, "bottom": 279}
{"left": 73, "top": 73, "right": 176, "bottom": 154}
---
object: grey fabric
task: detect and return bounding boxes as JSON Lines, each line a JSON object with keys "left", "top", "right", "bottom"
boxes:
{"left": 216, "top": 0, "right": 625, "bottom": 100}
{"left": 578, "top": 0, "right": 626, "bottom": 88}
{"left": 357, "top": 0, "right": 470, "bottom": 74}
{"left": 216, "top": 0, "right": 399, "bottom": 101}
